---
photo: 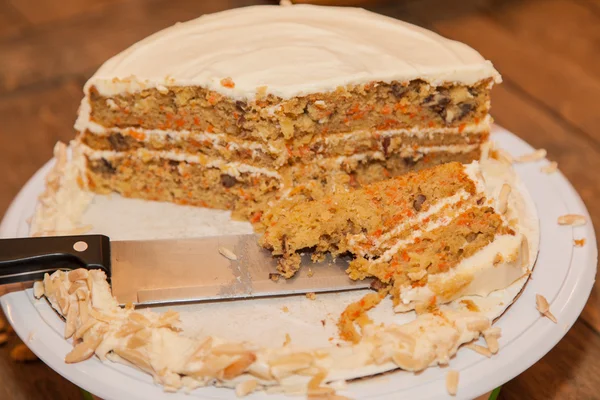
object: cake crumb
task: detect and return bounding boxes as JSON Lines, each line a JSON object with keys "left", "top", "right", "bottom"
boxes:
{"left": 536, "top": 294, "right": 557, "bottom": 323}
{"left": 307, "top": 268, "right": 314, "bottom": 277}
{"left": 220, "top": 77, "right": 235, "bottom": 88}
{"left": 321, "top": 319, "right": 326, "bottom": 327}
{"left": 541, "top": 161, "right": 558, "bottom": 174}
{"left": 281, "top": 306, "right": 289, "bottom": 313}
{"left": 557, "top": 214, "right": 586, "bottom": 226}
{"left": 218, "top": 246, "right": 238, "bottom": 260}
{"left": 514, "top": 148, "right": 547, "bottom": 163}
{"left": 283, "top": 333, "right": 291, "bottom": 346}
{"left": 574, "top": 238, "right": 586, "bottom": 247}
{"left": 269, "top": 273, "right": 280, "bottom": 282}
{"left": 306, "top": 292, "right": 317, "bottom": 300}
{"left": 446, "top": 370, "right": 459, "bottom": 396}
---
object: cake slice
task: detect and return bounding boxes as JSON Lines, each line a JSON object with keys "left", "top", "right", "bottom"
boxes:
{"left": 72, "top": 4, "right": 501, "bottom": 220}
{"left": 260, "top": 161, "right": 528, "bottom": 312}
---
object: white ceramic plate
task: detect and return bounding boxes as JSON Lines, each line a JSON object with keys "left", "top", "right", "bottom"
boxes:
{"left": 1, "top": 126, "right": 597, "bottom": 400}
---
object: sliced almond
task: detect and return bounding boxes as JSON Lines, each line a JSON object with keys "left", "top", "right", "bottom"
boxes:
{"left": 541, "top": 161, "right": 558, "bottom": 174}
{"left": 115, "top": 321, "right": 144, "bottom": 338}
{"left": 113, "top": 348, "right": 153, "bottom": 373}
{"left": 223, "top": 352, "right": 257, "bottom": 380}
{"left": 218, "top": 246, "right": 238, "bottom": 261}
{"left": 155, "top": 310, "right": 180, "bottom": 329}
{"left": 129, "top": 312, "right": 152, "bottom": 327}
{"left": 465, "top": 343, "right": 492, "bottom": 358}
{"left": 33, "top": 281, "right": 45, "bottom": 299}
{"left": 89, "top": 308, "right": 119, "bottom": 323}
{"left": 497, "top": 184, "right": 511, "bottom": 215}
{"left": 466, "top": 319, "right": 491, "bottom": 332}
{"left": 308, "top": 370, "right": 327, "bottom": 389}
{"left": 187, "top": 337, "right": 214, "bottom": 362}
{"left": 514, "top": 148, "right": 546, "bottom": 163}
{"left": 64, "top": 301, "right": 78, "bottom": 339}
{"left": 557, "top": 214, "right": 586, "bottom": 226}
{"left": 65, "top": 334, "right": 103, "bottom": 363}
{"left": 68, "top": 281, "right": 87, "bottom": 295}
{"left": 483, "top": 335, "right": 499, "bottom": 354}
{"left": 235, "top": 379, "right": 259, "bottom": 397}
{"left": 446, "top": 369, "right": 459, "bottom": 396}
{"left": 536, "top": 294, "right": 557, "bottom": 323}
{"left": 68, "top": 269, "right": 89, "bottom": 282}
{"left": 74, "top": 318, "right": 97, "bottom": 340}
{"left": 391, "top": 351, "right": 418, "bottom": 371}
{"left": 521, "top": 236, "right": 530, "bottom": 268}
{"left": 127, "top": 329, "right": 151, "bottom": 349}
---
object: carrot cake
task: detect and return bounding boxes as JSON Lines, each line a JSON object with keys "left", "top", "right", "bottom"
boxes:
{"left": 261, "top": 161, "right": 529, "bottom": 312}
{"left": 73, "top": 3, "right": 501, "bottom": 221}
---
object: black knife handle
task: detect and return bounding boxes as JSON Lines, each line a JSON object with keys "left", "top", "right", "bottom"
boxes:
{"left": 0, "top": 235, "right": 111, "bottom": 285}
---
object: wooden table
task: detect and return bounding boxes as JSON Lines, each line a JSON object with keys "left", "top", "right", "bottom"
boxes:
{"left": 0, "top": 0, "right": 598, "bottom": 398}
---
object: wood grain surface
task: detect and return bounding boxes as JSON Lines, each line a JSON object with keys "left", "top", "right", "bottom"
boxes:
{"left": 0, "top": 0, "right": 598, "bottom": 399}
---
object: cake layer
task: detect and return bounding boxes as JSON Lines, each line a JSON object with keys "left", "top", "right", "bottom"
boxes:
{"left": 79, "top": 79, "right": 492, "bottom": 142}
{"left": 79, "top": 118, "right": 489, "bottom": 169}
{"left": 80, "top": 144, "right": 481, "bottom": 220}
{"left": 260, "top": 162, "right": 479, "bottom": 268}
{"left": 259, "top": 161, "right": 522, "bottom": 311}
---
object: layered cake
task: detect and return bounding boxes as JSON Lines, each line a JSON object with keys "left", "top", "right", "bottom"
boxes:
{"left": 261, "top": 161, "right": 529, "bottom": 312}
{"left": 73, "top": 3, "right": 501, "bottom": 220}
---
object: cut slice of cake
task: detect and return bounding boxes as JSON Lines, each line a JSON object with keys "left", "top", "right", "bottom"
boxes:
{"left": 260, "top": 161, "right": 528, "bottom": 312}
{"left": 72, "top": 3, "right": 501, "bottom": 221}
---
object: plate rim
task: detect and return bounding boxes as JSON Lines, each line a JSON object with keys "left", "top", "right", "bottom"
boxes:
{"left": 1, "top": 125, "right": 597, "bottom": 400}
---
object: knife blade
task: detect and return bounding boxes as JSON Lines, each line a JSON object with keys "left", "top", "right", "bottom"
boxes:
{"left": 0, "top": 234, "right": 370, "bottom": 305}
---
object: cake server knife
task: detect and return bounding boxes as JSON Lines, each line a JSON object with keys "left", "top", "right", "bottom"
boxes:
{"left": 0, "top": 234, "right": 370, "bottom": 306}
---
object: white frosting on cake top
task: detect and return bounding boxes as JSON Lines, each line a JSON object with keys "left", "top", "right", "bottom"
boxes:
{"left": 85, "top": 4, "right": 501, "bottom": 100}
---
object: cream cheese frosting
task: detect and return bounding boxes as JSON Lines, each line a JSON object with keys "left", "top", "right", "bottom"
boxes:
{"left": 83, "top": 4, "right": 501, "bottom": 101}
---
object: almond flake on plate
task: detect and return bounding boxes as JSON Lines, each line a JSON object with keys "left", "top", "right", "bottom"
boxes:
{"left": 557, "top": 214, "right": 586, "bottom": 226}
{"left": 535, "top": 294, "right": 557, "bottom": 323}
{"left": 464, "top": 343, "right": 492, "bottom": 358}
{"left": 541, "top": 161, "right": 558, "bottom": 174}
{"left": 514, "top": 148, "right": 547, "bottom": 163}
{"left": 446, "top": 369, "right": 459, "bottom": 396}
{"left": 218, "top": 246, "right": 238, "bottom": 260}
